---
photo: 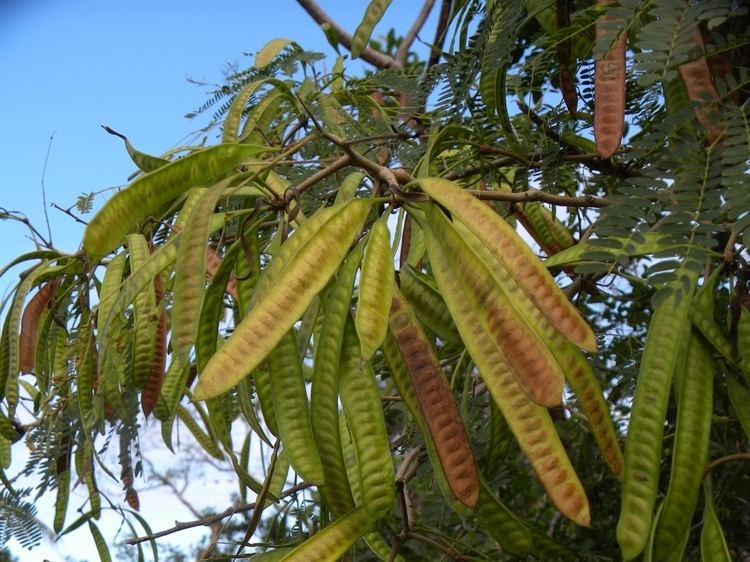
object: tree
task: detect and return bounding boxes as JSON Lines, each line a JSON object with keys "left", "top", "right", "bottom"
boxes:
{"left": 1, "top": 0, "right": 749, "bottom": 560}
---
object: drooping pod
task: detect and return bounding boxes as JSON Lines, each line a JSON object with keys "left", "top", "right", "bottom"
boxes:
{"left": 338, "top": 319, "right": 395, "bottom": 520}
{"left": 594, "top": 0, "right": 627, "bottom": 158}
{"left": 193, "top": 199, "right": 372, "bottom": 400}
{"left": 311, "top": 244, "right": 364, "bottom": 516}
{"left": 415, "top": 177, "right": 596, "bottom": 352}
{"left": 617, "top": 272, "right": 698, "bottom": 561}
{"left": 700, "top": 477, "right": 731, "bottom": 562}
{"left": 268, "top": 330, "right": 325, "bottom": 484}
{"left": 278, "top": 506, "right": 372, "bottom": 562}
{"left": 19, "top": 278, "right": 59, "bottom": 374}
{"left": 652, "top": 331, "right": 714, "bottom": 560}
{"left": 127, "top": 234, "right": 158, "bottom": 388}
{"left": 420, "top": 204, "right": 590, "bottom": 526}
{"left": 356, "top": 218, "right": 394, "bottom": 361}
{"left": 387, "top": 286, "right": 480, "bottom": 508}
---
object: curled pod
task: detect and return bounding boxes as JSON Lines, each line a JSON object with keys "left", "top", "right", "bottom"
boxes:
{"left": 388, "top": 287, "right": 480, "bottom": 508}
{"left": 594, "top": 0, "right": 627, "bottom": 158}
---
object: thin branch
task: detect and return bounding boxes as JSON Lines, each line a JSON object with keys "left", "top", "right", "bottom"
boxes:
{"left": 426, "top": 0, "right": 452, "bottom": 70}
{"left": 468, "top": 188, "right": 610, "bottom": 208}
{"left": 296, "top": 0, "right": 397, "bottom": 69}
{"left": 293, "top": 154, "right": 350, "bottom": 196}
{"left": 40, "top": 131, "right": 55, "bottom": 244}
{"left": 395, "top": 0, "right": 435, "bottom": 67}
{"left": 408, "top": 531, "right": 466, "bottom": 561}
{"left": 125, "top": 482, "right": 313, "bottom": 545}
{"left": 0, "top": 207, "right": 54, "bottom": 249}
{"left": 703, "top": 453, "right": 750, "bottom": 479}
{"left": 50, "top": 202, "right": 88, "bottom": 225}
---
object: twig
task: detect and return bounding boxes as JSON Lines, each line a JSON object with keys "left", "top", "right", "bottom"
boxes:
{"left": 296, "top": 0, "right": 397, "bottom": 69}
{"left": 50, "top": 202, "right": 88, "bottom": 225}
{"left": 395, "top": 0, "right": 435, "bottom": 67}
{"left": 40, "top": 131, "right": 56, "bottom": 244}
{"left": 0, "top": 207, "right": 54, "bottom": 249}
{"left": 408, "top": 531, "right": 466, "bottom": 560}
{"left": 702, "top": 453, "right": 750, "bottom": 479}
{"left": 468, "top": 188, "right": 609, "bottom": 208}
{"left": 292, "top": 154, "right": 350, "bottom": 196}
{"left": 426, "top": 0, "right": 452, "bottom": 70}
{"left": 125, "top": 481, "right": 313, "bottom": 545}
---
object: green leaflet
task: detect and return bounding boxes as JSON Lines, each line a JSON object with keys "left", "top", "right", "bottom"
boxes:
{"left": 351, "top": 0, "right": 393, "bottom": 58}
{"left": 83, "top": 144, "right": 263, "bottom": 256}
{"left": 193, "top": 199, "right": 372, "bottom": 400}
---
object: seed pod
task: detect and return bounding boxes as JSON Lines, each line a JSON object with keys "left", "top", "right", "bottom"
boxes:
{"left": 388, "top": 287, "right": 480, "bottom": 508}
{"left": 311, "top": 244, "right": 364, "bottom": 516}
{"left": 339, "top": 320, "right": 395, "bottom": 520}
{"left": 473, "top": 479, "right": 533, "bottom": 556}
{"left": 678, "top": 26, "right": 723, "bottom": 142}
{"left": 700, "top": 477, "right": 731, "bottom": 562}
{"left": 617, "top": 272, "right": 698, "bottom": 561}
{"left": 351, "top": 0, "right": 393, "bottom": 59}
{"left": 193, "top": 199, "right": 372, "bottom": 400}
{"left": 141, "top": 275, "right": 167, "bottom": 418}
{"left": 127, "top": 234, "right": 158, "bottom": 388}
{"left": 652, "top": 331, "right": 714, "bottom": 560}
{"left": 19, "top": 279, "right": 58, "bottom": 373}
{"left": 421, "top": 205, "right": 590, "bottom": 526}
{"left": 278, "top": 506, "right": 372, "bottom": 562}
{"left": 83, "top": 143, "right": 264, "bottom": 257}
{"left": 594, "top": 0, "right": 627, "bottom": 158}
{"left": 399, "top": 264, "right": 461, "bottom": 344}
{"left": 415, "top": 178, "right": 596, "bottom": 352}
{"left": 356, "top": 218, "right": 394, "bottom": 361}
{"left": 268, "top": 330, "right": 325, "bottom": 483}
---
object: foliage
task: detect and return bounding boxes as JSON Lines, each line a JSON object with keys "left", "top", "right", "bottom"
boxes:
{"left": 1, "top": 0, "right": 750, "bottom": 560}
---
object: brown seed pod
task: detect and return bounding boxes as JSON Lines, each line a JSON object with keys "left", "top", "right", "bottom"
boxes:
{"left": 389, "top": 288, "right": 480, "bottom": 508}
{"left": 678, "top": 26, "right": 724, "bottom": 142}
{"left": 19, "top": 279, "right": 59, "bottom": 373}
{"left": 141, "top": 275, "right": 167, "bottom": 417}
{"left": 594, "top": 0, "right": 627, "bottom": 159}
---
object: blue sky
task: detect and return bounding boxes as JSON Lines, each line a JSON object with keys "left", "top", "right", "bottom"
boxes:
{"left": 0, "top": 1, "right": 439, "bottom": 559}
{"left": 0, "top": 0, "right": 438, "bottom": 282}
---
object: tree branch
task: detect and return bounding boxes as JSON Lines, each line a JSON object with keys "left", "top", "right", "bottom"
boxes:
{"left": 426, "top": 0, "right": 451, "bottom": 70}
{"left": 395, "top": 0, "right": 435, "bottom": 67}
{"left": 125, "top": 482, "right": 313, "bottom": 545}
{"left": 296, "top": 0, "right": 397, "bottom": 69}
